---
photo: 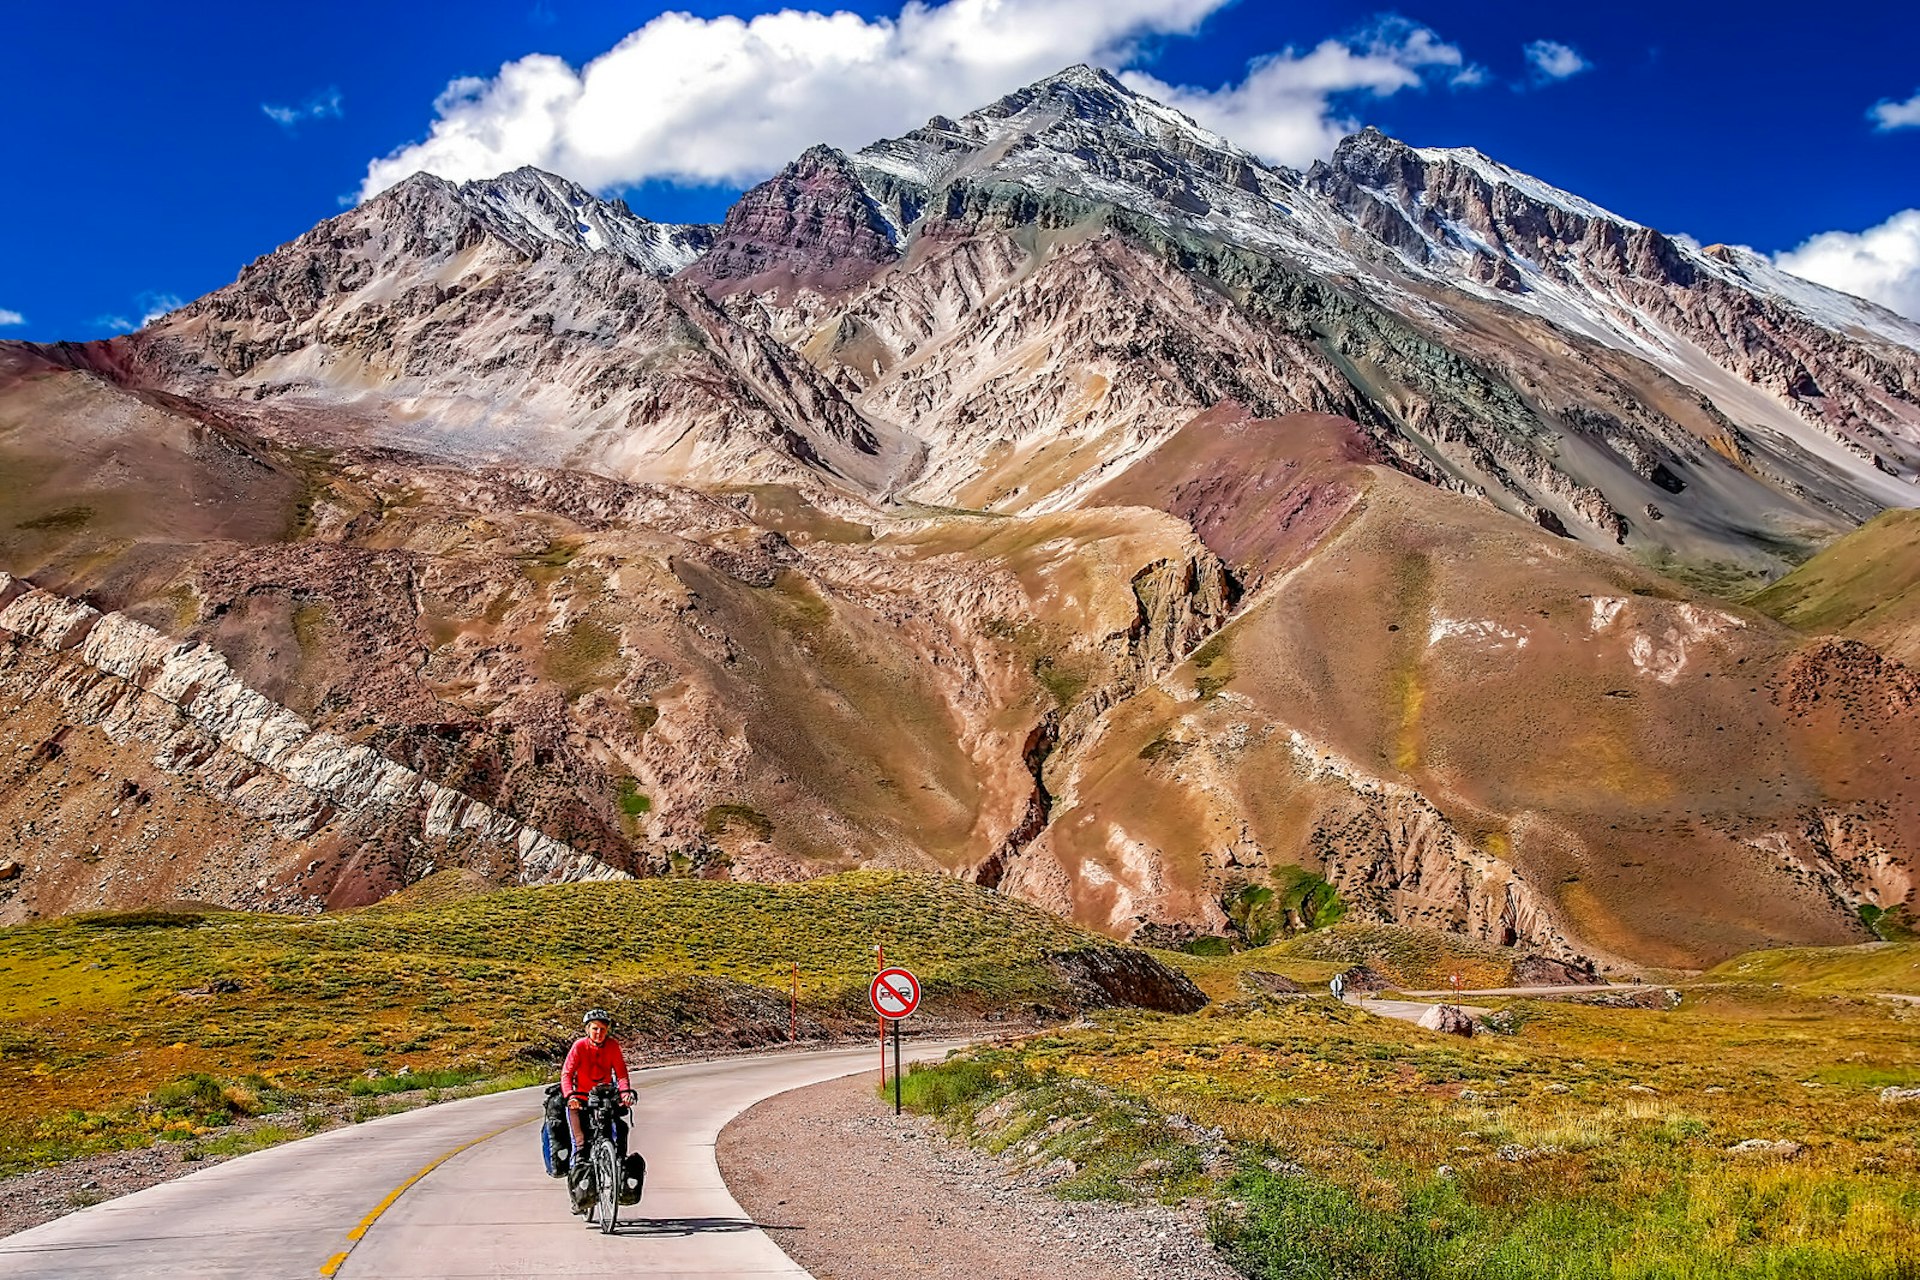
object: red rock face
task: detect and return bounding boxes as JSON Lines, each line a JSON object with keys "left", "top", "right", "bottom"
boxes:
{"left": 1087, "top": 406, "right": 1382, "bottom": 585}
{"left": 682, "top": 146, "right": 901, "bottom": 300}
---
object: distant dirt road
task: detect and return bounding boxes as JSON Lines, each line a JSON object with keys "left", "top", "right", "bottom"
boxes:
{"left": 1394, "top": 984, "right": 1665, "bottom": 998}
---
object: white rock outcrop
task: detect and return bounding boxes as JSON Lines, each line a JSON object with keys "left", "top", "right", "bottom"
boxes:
{"left": 0, "top": 571, "right": 626, "bottom": 888}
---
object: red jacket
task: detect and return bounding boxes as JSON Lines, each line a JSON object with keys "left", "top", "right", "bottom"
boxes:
{"left": 561, "top": 1036, "right": 632, "bottom": 1098}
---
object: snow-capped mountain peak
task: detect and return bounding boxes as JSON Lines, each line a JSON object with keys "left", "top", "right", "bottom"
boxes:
{"left": 449, "top": 166, "right": 716, "bottom": 275}
{"left": 1412, "top": 144, "right": 1640, "bottom": 228}
{"left": 370, "top": 165, "right": 715, "bottom": 276}
{"left": 848, "top": 62, "right": 1308, "bottom": 265}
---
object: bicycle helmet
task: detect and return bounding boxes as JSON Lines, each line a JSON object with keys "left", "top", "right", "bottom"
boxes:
{"left": 581, "top": 1008, "right": 612, "bottom": 1028}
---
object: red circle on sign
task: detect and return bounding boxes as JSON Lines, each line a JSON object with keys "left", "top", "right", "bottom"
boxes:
{"left": 869, "top": 967, "right": 921, "bottom": 1019}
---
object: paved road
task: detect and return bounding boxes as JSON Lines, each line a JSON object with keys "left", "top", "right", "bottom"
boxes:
{"left": 0, "top": 1040, "right": 960, "bottom": 1279}
{"left": 1353, "top": 997, "right": 1489, "bottom": 1023}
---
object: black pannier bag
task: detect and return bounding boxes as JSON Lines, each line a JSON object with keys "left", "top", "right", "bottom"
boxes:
{"left": 541, "top": 1083, "right": 572, "bottom": 1177}
{"left": 620, "top": 1151, "right": 646, "bottom": 1205}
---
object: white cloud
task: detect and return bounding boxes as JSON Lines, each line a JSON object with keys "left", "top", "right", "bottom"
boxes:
{"left": 1524, "top": 39, "right": 1589, "bottom": 83}
{"left": 361, "top": 0, "right": 1229, "bottom": 198}
{"left": 1871, "top": 89, "right": 1920, "bottom": 131}
{"left": 89, "top": 292, "right": 188, "bottom": 335}
{"left": 1778, "top": 209, "right": 1920, "bottom": 321}
{"left": 139, "top": 294, "right": 185, "bottom": 327}
{"left": 263, "top": 87, "right": 344, "bottom": 130}
{"left": 0, "top": 309, "right": 24, "bottom": 327}
{"left": 359, "top": 1, "right": 1471, "bottom": 199}
{"left": 1124, "top": 17, "right": 1474, "bottom": 165}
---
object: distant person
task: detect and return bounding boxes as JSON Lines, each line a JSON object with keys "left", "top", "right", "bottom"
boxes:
{"left": 561, "top": 1009, "right": 636, "bottom": 1211}
{"left": 1330, "top": 973, "right": 1346, "bottom": 1002}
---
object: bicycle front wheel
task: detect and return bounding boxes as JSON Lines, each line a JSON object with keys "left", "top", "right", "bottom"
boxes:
{"left": 593, "top": 1139, "right": 619, "bottom": 1234}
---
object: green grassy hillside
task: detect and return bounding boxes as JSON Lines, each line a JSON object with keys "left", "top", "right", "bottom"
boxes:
{"left": 903, "top": 948, "right": 1920, "bottom": 1279}
{"left": 0, "top": 871, "right": 1102, "bottom": 1173}
{"left": 1704, "top": 941, "right": 1920, "bottom": 995}
{"left": 1748, "top": 508, "right": 1920, "bottom": 665}
{"left": 1166, "top": 923, "right": 1528, "bottom": 1001}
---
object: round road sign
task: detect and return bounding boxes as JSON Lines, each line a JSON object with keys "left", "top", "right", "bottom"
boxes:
{"left": 869, "top": 967, "right": 921, "bottom": 1019}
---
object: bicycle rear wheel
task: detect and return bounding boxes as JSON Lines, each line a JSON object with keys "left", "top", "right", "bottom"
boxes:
{"left": 593, "top": 1139, "right": 619, "bottom": 1234}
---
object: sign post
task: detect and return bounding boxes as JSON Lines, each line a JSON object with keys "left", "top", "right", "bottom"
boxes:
{"left": 867, "top": 966, "right": 922, "bottom": 1116}
{"left": 874, "top": 945, "right": 886, "bottom": 1086}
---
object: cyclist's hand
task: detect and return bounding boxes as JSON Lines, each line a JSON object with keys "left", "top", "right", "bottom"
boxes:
{"left": 619, "top": 1089, "right": 636, "bottom": 1105}
{"left": 567, "top": 1097, "right": 582, "bottom": 1110}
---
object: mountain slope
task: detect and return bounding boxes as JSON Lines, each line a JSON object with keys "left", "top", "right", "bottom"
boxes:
{"left": 2, "top": 65, "right": 1918, "bottom": 969}
{"left": 1748, "top": 508, "right": 1920, "bottom": 666}
{"left": 1005, "top": 412, "right": 1918, "bottom": 967}
{"left": 102, "top": 169, "right": 894, "bottom": 492}
{"left": 687, "top": 66, "right": 1916, "bottom": 590}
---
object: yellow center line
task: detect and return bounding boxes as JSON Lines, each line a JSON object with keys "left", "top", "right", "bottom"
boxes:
{"left": 318, "top": 1115, "right": 536, "bottom": 1277}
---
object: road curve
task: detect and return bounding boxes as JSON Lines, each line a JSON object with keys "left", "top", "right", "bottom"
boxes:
{"left": 0, "top": 1040, "right": 961, "bottom": 1279}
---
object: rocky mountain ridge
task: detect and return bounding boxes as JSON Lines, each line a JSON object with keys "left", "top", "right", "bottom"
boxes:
{"left": 686, "top": 65, "right": 1919, "bottom": 586}
{"left": 2, "top": 65, "right": 1918, "bottom": 968}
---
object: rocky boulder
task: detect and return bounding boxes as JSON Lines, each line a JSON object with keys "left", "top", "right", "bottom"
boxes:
{"left": 1511, "top": 954, "right": 1603, "bottom": 986}
{"left": 1417, "top": 1003, "right": 1476, "bottom": 1037}
{"left": 1044, "top": 947, "right": 1208, "bottom": 1014}
{"left": 1336, "top": 964, "right": 1394, "bottom": 994}
{"left": 1243, "top": 971, "right": 1304, "bottom": 996}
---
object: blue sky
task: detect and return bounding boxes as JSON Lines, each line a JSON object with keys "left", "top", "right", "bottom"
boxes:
{"left": 3, "top": 0, "right": 1918, "bottom": 341}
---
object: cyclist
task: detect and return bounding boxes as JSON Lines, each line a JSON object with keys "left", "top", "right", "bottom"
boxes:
{"left": 561, "top": 1009, "right": 636, "bottom": 1212}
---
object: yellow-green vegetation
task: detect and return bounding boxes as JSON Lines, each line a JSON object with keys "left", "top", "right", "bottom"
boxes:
{"left": 15, "top": 504, "right": 95, "bottom": 533}
{"left": 1033, "top": 652, "right": 1093, "bottom": 707}
{"left": 905, "top": 968, "right": 1920, "bottom": 1279}
{"left": 1747, "top": 509, "right": 1920, "bottom": 661}
{"left": 1158, "top": 924, "right": 1523, "bottom": 1005}
{"left": 542, "top": 618, "right": 622, "bottom": 698}
{"left": 0, "top": 872, "right": 1098, "bottom": 1175}
{"left": 727, "top": 484, "right": 875, "bottom": 545}
{"left": 515, "top": 539, "right": 582, "bottom": 584}
{"left": 617, "top": 778, "right": 651, "bottom": 818}
{"left": 1704, "top": 941, "right": 1920, "bottom": 996}
{"left": 703, "top": 803, "right": 773, "bottom": 841}
{"left": 1210, "top": 923, "right": 1519, "bottom": 991}
{"left": 1224, "top": 870, "right": 1346, "bottom": 947}
{"left": 1191, "top": 632, "right": 1233, "bottom": 700}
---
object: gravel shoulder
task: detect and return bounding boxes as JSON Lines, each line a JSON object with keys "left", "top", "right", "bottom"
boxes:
{"left": 717, "top": 1069, "right": 1241, "bottom": 1280}
{"left": 0, "top": 1142, "right": 189, "bottom": 1238}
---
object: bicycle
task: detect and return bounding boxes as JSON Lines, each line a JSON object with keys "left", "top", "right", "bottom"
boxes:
{"left": 567, "top": 1083, "right": 641, "bottom": 1233}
